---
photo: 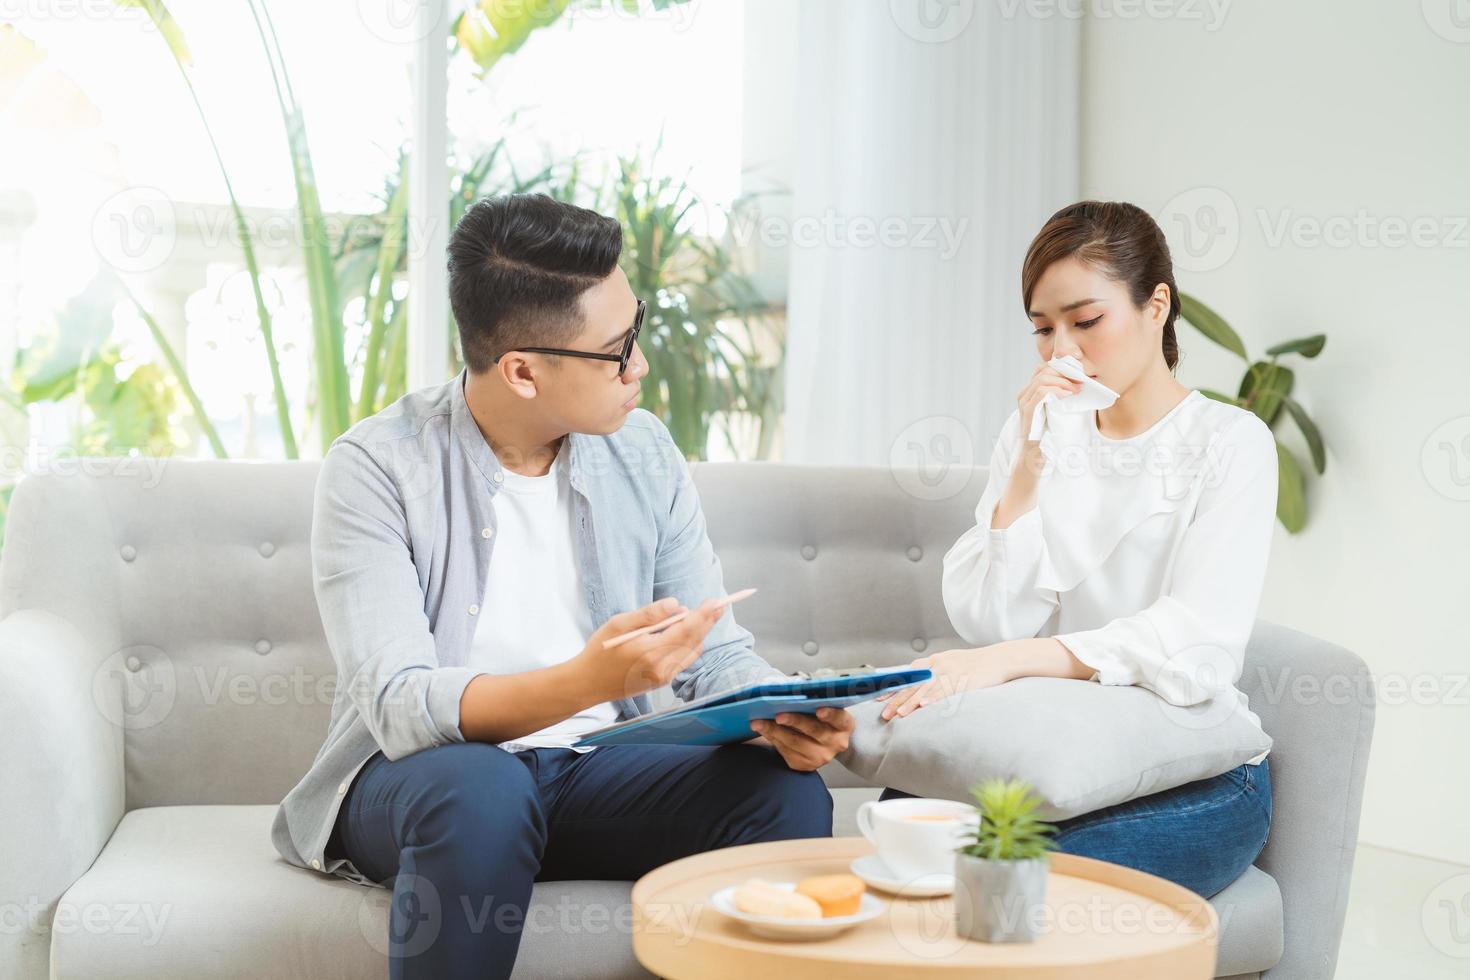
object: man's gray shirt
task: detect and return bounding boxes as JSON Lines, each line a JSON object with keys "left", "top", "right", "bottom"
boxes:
{"left": 271, "top": 369, "right": 780, "bottom": 884}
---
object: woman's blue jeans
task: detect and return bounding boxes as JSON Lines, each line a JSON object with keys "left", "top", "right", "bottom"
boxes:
{"left": 882, "top": 757, "right": 1272, "bottom": 899}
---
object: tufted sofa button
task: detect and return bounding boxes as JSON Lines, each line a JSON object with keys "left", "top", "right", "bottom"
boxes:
{"left": 258, "top": 542, "right": 276, "bottom": 558}
{"left": 802, "top": 640, "right": 819, "bottom": 656}
{"left": 800, "top": 545, "right": 817, "bottom": 561}
{"left": 906, "top": 546, "right": 923, "bottom": 562}
{"left": 125, "top": 655, "right": 142, "bottom": 672}
{"left": 255, "top": 639, "right": 272, "bottom": 655}
{"left": 911, "top": 638, "right": 928, "bottom": 653}
{"left": 120, "top": 544, "right": 137, "bottom": 562}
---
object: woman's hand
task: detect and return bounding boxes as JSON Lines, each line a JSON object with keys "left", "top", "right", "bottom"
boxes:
{"left": 877, "top": 639, "right": 1098, "bottom": 721}
{"left": 876, "top": 646, "right": 1018, "bottom": 721}
{"left": 1017, "top": 361, "right": 1083, "bottom": 445}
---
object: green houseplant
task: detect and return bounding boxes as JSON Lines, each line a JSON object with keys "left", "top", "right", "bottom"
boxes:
{"left": 953, "top": 778, "right": 1058, "bottom": 943}
{"left": 1178, "top": 293, "right": 1327, "bottom": 533}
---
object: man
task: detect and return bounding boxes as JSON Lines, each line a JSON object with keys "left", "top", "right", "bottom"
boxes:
{"left": 271, "top": 193, "right": 854, "bottom": 978}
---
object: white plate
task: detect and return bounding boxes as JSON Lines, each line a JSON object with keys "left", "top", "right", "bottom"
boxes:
{"left": 709, "top": 883, "right": 884, "bottom": 940}
{"left": 849, "top": 854, "right": 955, "bottom": 897}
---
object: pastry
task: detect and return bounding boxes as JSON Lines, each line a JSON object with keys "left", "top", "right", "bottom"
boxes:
{"left": 795, "top": 873, "right": 866, "bottom": 917}
{"left": 732, "top": 878, "right": 822, "bottom": 919}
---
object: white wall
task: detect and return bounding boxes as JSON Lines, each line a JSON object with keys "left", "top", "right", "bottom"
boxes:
{"left": 1080, "top": 0, "right": 1470, "bottom": 865}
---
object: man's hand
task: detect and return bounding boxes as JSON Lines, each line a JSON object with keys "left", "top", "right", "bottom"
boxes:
{"left": 571, "top": 597, "right": 723, "bottom": 704}
{"left": 750, "top": 707, "right": 855, "bottom": 771}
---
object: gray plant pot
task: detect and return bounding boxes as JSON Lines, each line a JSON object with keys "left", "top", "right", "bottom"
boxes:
{"left": 953, "top": 852, "right": 1050, "bottom": 943}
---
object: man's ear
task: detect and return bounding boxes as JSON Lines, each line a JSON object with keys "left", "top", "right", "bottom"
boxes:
{"left": 495, "top": 352, "right": 542, "bottom": 401}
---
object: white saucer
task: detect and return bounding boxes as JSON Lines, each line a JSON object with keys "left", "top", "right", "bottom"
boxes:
{"left": 709, "top": 883, "right": 884, "bottom": 940}
{"left": 849, "top": 854, "right": 955, "bottom": 897}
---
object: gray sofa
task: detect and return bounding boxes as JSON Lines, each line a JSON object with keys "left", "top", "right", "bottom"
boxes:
{"left": 0, "top": 459, "right": 1374, "bottom": 979}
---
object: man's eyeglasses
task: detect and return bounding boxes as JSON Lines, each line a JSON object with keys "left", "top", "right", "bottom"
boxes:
{"left": 495, "top": 299, "right": 645, "bottom": 378}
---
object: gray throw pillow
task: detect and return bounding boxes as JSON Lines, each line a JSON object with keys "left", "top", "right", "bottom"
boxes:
{"left": 835, "top": 676, "right": 1272, "bottom": 820}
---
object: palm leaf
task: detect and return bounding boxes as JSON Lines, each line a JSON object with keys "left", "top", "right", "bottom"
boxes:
{"left": 1276, "top": 440, "right": 1306, "bottom": 532}
{"left": 1265, "top": 335, "right": 1326, "bottom": 359}
{"left": 118, "top": 0, "right": 298, "bottom": 456}
{"left": 1282, "top": 396, "right": 1326, "bottom": 474}
{"left": 1179, "top": 293, "right": 1248, "bottom": 362}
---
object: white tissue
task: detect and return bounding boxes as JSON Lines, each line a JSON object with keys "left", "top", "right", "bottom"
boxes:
{"left": 1026, "top": 355, "right": 1121, "bottom": 441}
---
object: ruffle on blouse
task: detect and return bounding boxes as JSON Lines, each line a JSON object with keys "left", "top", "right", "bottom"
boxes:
{"left": 1031, "top": 392, "right": 1231, "bottom": 594}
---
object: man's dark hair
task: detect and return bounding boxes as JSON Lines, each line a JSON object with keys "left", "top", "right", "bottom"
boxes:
{"left": 447, "top": 193, "right": 623, "bottom": 373}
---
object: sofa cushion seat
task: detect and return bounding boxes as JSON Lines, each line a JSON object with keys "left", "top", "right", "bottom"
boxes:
{"left": 52, "top": 805, "right": 649, "bottom": 980}
{"left": 52, "top": 802, "right": 1282, "bottom": 978}
{"left": 1209, "top": 864, "right": 1284, "bottom": 975}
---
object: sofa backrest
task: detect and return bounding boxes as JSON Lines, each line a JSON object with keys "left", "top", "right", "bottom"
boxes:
{"left": 1, "top": 461, "right": 328, "bottom": 809}
{"left": 691, "top": 462, "right": 978, "bottom": 673}
{"left": 4, "top": 457, "right": 1359, "bottom": 817}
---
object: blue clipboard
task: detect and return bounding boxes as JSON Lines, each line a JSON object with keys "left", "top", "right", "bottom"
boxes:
{"left": 572, "top": 667, "right": 932, "bottom": 748}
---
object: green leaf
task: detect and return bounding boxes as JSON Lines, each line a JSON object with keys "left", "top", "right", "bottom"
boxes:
{"left": 114, "top": 0, "right": 192, "bottom": 63}
{"left": 1238, "top": 361, "right": 1294, "bottom": 426}
{"left": 1282, "top": 396, "right": 1326, "bottom": 474}
{"left": 1179, "top": 293, "right": 1248, "bottom": 362}
{"left": 121, "top": 282, "right": 229, "bottom": 459}
{"left": 1265, "top": 334, "right": 1326, "bottom": 359}
{"left": 19, "top": 273, "right": 116, "bottom": 403}
{"left": 1197, "top": 388, "right": 1239, "bottom": 406}
{"left": 1276, "top": 440, "right": 1306, "bottom": 533}
{"left": 454, "top": 0, "right": 573, "bottom": 77}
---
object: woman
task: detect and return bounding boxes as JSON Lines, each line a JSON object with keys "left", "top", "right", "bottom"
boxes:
{"left": 876, "top": 200, "right": 1274, "bottom": 899}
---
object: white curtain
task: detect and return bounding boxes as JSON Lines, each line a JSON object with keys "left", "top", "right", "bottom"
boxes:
{"left": 779, "top": 0, "right": 1080, "bottom": 469}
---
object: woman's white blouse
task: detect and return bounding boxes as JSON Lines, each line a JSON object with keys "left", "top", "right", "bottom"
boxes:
{"left": 942, "top": 390, "right": 1276, "bottom": 763}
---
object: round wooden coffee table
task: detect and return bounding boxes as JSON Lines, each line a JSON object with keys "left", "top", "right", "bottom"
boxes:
{"left": 631, "top": 837, "right": 1217, "bottom": 978}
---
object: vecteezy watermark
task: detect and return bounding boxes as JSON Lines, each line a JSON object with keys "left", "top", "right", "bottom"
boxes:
{"left": 0, "top": 0, "right": 170, "bottom": 28}
{"left": 92, "top": 186, "right": 177, "bottom": 275}
{"left": 359, "top": 873, "right": 442, "bottom": 958}
{"left": 1423, "top": 873, "right": 1470, "bottom": 958}
{"left": 1422, "top": 415, "right": 1470, "bottom": 501}
{"left": 889, "top": 416, "right": 977, "bottom": 502}
{"left": 1159, "top": 187, "right": 1470, "bottom": 272}
{"left": 356, "top": 878, "right": 700, "bottom": 957}
{"left": 1422, "top": 0, "right": 1470, "bottom": 43}
{"left": 994, "top": 0, "right": 1231, "bottom": 30}
{"left": 889, "top": 0, "right": 976, "bottom": 43}
{"left": 1159, "top": 187, "right": 1241, "bottom": 273}
{"left": 0, "top": 446, "right": 171, "bottom": 489}
{"left": 893, "top": 888, "right": 1216, "bottom": 959}
{"left": 1257, "top": 209, "right": 1470, "bottom": 250}
{"left": 728, "top": 208, "right": 970, "bottom": 261}
{"left": 90, "top": 187, "right": 449, "bottom": 275}
{"left": 92, "top": 645, "right": 177, "bottom": 732}
{"left": 1149, "top": 644, "right": 1246, "bottom": 732}
{"left": 356, "top": 0, "right": 448, "bottom": 45}
{"left": 0, "top": 896, "right": 172, "bottom": 946}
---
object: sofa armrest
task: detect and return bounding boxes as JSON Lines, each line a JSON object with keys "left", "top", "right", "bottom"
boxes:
{"left": 1241, "top": 620, "right": 1375, "bottom": 980}
{"left": 0, "top": 610, "right": 126, "bottom": 980}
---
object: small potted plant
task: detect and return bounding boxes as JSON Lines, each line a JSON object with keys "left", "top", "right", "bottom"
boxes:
{"left": 953, "top": 777, "right": 1058, "bottom": 943}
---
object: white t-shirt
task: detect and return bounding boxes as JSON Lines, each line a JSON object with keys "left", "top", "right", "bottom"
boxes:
{"left": 467, "top": 441, "right": 618, "bottom": 752}
{"left": 942, "top": 390, "right": 1276, "bottom": 765}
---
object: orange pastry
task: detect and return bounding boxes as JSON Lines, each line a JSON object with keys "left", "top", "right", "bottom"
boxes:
{"left": 794, "top": 873, "right": 866, "bottom": 917}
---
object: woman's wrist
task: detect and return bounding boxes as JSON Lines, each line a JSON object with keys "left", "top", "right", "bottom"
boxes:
{"left": 987, "top": 638, "right": 1093, "bottom": 683}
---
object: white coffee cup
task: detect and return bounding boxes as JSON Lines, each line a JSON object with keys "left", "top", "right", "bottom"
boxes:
{"left": 856, "top": 798, "right": 977, "bottom": 881}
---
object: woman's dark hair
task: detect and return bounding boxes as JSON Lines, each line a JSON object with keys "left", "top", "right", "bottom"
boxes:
{"left": 447, "top": 193, "right": 623, "bottom": 373}
{"left": 1021, "top": 200, "right": 1181, "bottom": 372}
